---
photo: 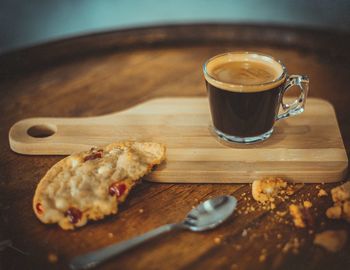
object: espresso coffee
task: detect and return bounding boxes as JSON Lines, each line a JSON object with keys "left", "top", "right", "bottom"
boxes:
{"left": 204, "top": 52, "right": 286, "bottom": 140}
{"left": 206, "top": 82, "right": 283, "bottom": 138}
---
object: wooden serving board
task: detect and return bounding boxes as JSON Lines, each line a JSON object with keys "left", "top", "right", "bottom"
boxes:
{"left": 9, "top": 97, "right": 348, "bottom": 183}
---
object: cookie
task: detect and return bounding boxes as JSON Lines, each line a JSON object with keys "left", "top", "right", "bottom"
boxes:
{"left": 33, "top": 141, "right": 166, "bottom": 230}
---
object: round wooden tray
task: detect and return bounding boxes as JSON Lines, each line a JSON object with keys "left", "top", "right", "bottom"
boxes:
{"left": 1, "top": 24, "right": 350, "bottom": 270}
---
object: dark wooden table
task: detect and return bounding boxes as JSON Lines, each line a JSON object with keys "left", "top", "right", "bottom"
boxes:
{"left": 1, "top": 24, "right": 350, "bottom": 270}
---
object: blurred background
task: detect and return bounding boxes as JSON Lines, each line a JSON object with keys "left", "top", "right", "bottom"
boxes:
{"left": 1, "top": 0, "right": 350, "bottom": 54}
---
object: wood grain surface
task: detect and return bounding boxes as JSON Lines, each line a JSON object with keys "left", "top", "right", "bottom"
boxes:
{"left": 1, "top": 24, "right": 350, "bottom": 270}
{"left": 9, "top": 97, "right": 348, "bottom": 183}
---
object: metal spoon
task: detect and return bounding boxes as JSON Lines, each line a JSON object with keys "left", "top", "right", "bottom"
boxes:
{"left": 70, "top": 195, "right": 237, "bottom": 270}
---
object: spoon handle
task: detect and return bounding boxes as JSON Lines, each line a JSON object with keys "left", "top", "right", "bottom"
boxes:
{"left": 69, "top": 223, "right": 182, "bottom": 270}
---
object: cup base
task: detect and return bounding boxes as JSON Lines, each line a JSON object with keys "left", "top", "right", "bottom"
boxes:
{"left": 213, "top": 127, "right": 274, "bottom": 144}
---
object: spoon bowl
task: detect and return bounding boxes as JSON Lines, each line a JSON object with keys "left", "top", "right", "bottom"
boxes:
{"left": 183, "top": 195, "right": 237, "bottom": 231}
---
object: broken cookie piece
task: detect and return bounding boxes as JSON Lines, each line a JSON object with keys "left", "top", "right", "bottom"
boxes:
{"left": 331, "top": 182, "right": 350, "bottom": 202}
{"left": 314, "top": 230, "right": 347, "bottom": 252}
{"left": 252, "top": 177, "right": 293, "bottom": 209}
{"left": 326, "top": 182, "right": 350, "bottom": 223}
{"left": 33, "top": 141, "right": 166, "bottom": 230}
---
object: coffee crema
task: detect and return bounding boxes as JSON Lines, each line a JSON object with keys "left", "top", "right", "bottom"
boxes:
{"left": 204, "top": 52, "right": 285, "bottom": 92}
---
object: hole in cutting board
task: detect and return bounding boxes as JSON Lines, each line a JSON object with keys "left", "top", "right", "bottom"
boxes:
{"left": 27, "top": 124, "right": 57, "bottom": 138}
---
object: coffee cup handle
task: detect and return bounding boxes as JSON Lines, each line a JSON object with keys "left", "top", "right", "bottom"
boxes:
{"left": 276, "top": 75, "right": 309, "bottom": 121}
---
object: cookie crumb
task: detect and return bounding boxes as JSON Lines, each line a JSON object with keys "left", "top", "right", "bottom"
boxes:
{"left": 282, "top": 237, "right": 301, "bottom": 254}
{"left": 48, "top": 252, "right": 58, "bottom": 264}
{"left": 326, "top": 205, "right": 342, "bottom": 219}
{"left": 276, "top": 211, "right": 287, "bottom": 217}
{"left": 289, "top": 202, "right": 314, "bottom": 228}
{"left": 289, "top": 204, "right": 305, "bottom": 228}
{"left": 234, "top": 244, "right": 242, "bottom": 251}
{"left": 214, "top": 237, "right": 222, "bottom": 244}
{"left": 259, "top": 254, "right": 266, "bottom": 262}
{"left": 231, "top": 263, "right": 239, "bottom": 269}
{"left": 342, "top": 201, "right": 350, "bottom": 222}
{"left": 317, "top": 189, "right": 328, "bottom": 197}
{"left": 259, "top": 248, "right": 267, "bottom": 262}
{"left": 303, "top": 201, "right": 312, "bottom": 209}
{"left": 314, "top": 230, "right": 347, "bottom": 252}
{"left": 263, "top": 233, "right": 269, "bottom": 240}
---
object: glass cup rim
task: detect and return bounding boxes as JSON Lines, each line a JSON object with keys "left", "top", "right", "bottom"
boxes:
{"left": 203, "top": 51, "right": 287, "bottom": 91}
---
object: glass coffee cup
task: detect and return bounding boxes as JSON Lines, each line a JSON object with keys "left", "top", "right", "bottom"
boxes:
{"left": 203, "top": 52, "right": 309, "bottom": 143}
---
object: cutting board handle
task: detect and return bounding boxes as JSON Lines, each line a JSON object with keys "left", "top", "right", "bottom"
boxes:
{"left": 8, "top": 97, "right": 206, "bottom": 155}
{"left": 9, "top": 116, "right": 102, "bottom": 155}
